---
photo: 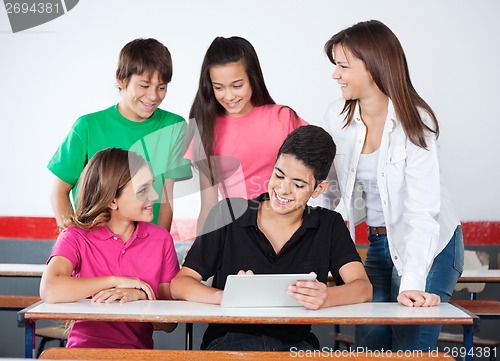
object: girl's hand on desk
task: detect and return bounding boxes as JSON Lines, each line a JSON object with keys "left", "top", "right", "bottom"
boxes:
{"left": 92, "top": 287, "right": 152, "bottom": 303}
{"left": 287, "top": 276, "right": 327, "bottom": 310}
{"left": 397, "top": 290, "right": 441, "bottom": 307}
{"left": 112, "top": 276, "right": 155, "bottom": 300}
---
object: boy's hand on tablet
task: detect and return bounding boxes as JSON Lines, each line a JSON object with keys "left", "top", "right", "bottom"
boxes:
{"left": 287, "top": 272, "right": 327, "bottom": 310}
{"left": 237, "top": 270, "right": 255, "bottom": 275}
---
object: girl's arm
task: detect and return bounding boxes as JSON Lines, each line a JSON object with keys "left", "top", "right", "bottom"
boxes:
{"left": 40, "top": 256, "right": 155, "bottom": 303}
{"left": 170, "top": 267, "right": 223, "bottom": 305}
{"left": 288, "top": 262, "right": 372, "bottom": 310}
{"left": 196, "top": 172, "right": 219, "bottom": 234}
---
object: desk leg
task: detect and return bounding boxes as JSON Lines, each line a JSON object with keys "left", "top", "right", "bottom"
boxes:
{"left": 25, "top": 320, "right": 35, "bottom": 359}
{"left": 332, "top": 324, "right": 340, "bottom": 350}
{"left": 463, "top": 324, "right": 473, "bottom": 361}
{"left": 185, "top": 323, "right": 193, "bottom": 350}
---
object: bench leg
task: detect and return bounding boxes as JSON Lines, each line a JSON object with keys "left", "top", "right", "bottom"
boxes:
{"left": 185, "top": 323, "right": 193, "bottom": 350}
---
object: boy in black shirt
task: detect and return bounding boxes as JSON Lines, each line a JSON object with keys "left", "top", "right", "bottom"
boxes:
{"left": 171, "top": 125, "right": 372, "bottom": 351}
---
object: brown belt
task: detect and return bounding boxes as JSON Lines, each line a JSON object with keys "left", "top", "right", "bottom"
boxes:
{"left": 368, "top": 226, "right": 387, "bottom": 236}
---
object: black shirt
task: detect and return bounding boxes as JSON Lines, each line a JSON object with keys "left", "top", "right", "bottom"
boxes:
{"left": 183, "top": 193, "right": 361, "bottom": 349}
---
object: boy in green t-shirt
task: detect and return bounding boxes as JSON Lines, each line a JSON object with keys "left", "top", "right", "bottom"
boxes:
{"left": 48, "top": 38, "right": 192, "bottom": 231}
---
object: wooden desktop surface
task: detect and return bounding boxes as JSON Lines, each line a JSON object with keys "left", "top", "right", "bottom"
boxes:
{"left": 23, "top": 299, "right": 473, "bottom": 326}
{"left": 20, "top": 300, "right": 476, "bottom": 360}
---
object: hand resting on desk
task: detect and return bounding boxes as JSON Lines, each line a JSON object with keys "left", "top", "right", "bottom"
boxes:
{"left": 397, "top": 290, "right": 441, "bottom": 307}
{"left": 92, "top": 286, "right": 153, "bottom": 304}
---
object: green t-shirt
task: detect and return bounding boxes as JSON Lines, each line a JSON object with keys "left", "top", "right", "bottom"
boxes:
{"left": 48, "top": 105, "right": 192, "bottom": 224}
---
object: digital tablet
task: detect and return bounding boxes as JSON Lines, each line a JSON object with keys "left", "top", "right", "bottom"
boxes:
{"left": 221, "top": 273, "right": 317, "bottom": 308}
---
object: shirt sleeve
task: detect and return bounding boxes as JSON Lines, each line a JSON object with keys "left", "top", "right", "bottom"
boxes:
{"left": 130, "top": 119, "right": 193, "bottom": 181}
{"left": 159, "top": 231, "right": 181, "bottom": 283}
{"left": 312, "top": 104, "right": 343, "bottom": 210}
{"left": 182, "top": 201, "right": 232, "bottom": 281}
{"left": 164, "top": 120, "right": 192, "bottom": 180}
{"left": 399, "top": 125, "right": 441, "bottom": 292}
{"left": 48, "top": 227, "right": 82, "bottom": 273}
{"left": 328, "top": 212, "right": 361, "bottom": 284}
{"left": 47, "top": 117, "right": 89, "bottom": 186}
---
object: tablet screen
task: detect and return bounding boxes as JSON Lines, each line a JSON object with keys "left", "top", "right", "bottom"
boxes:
{"left": 221, "top": 273, "right": 317, "bottom": 308}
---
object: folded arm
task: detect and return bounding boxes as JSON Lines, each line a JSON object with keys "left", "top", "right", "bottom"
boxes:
{"left": 40, "top": 256, "right": 155, "bottom": 303}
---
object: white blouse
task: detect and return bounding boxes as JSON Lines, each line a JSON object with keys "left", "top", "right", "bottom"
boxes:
{"left": 319, "top": 98, "right": 460, "bottom": 293}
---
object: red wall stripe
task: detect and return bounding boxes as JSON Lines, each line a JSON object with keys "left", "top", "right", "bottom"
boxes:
{"left": 0, "top": 217, "right": 499, "bottom": 245}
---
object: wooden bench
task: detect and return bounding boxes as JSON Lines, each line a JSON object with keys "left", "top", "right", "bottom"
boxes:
{"left": 452, "top": 299, "right": 500, "bottom": 318}
{"left": 35, "top": 325, "right": 69, "bottom": 358}
{"left": 0, "top": 294, "right": 40, "bottom": 310}
{"left": 39, "top": 347, "right": 453, "bottom": 360}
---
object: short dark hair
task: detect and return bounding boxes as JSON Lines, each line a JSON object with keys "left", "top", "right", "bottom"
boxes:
{"left": 277, "top": 125, "right": 336, "bottom": 182}
{"left": 116, "top": 38, "right": 173, "bottom": 89}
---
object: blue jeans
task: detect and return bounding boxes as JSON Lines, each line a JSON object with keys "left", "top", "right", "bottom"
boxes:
{"left": 355, "top": 226, "right": 464, "bottom": 351}
{"left": 204, "top": 332, "right": 318, "bottom": 352}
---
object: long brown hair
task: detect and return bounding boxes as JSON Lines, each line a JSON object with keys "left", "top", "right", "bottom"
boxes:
{"left": 186, "top": 36, "right": 279, "bottom": 179}
{"left": 324, "top": 20, "right": 439, "bottom": 149}
{"left": 66, "top": 148, "right": 147, "bottom": 230}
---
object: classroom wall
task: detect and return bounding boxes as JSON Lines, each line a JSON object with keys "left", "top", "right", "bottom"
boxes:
{"left": 1, "top": 0, "right": 499, "bottom": 223}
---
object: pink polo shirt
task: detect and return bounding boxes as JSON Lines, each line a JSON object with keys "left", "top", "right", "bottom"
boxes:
{"left": 188, "top": 104, "right": 307, "bottom": 200}
{"left": 48, "top": 222, "right": 180, "bottom": 349}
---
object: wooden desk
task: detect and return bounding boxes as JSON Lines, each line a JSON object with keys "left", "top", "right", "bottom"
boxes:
{"left": 19, "top": 300, "right": 475, "bottom": 360}
{"left": 0, "top": 263, "right": 45, "bottom": 310}
{"left": 458, "top": 269, "right": 500, "bottom": 283}
{"left": 0, "top": 263, "right": 46, "bottom": 277}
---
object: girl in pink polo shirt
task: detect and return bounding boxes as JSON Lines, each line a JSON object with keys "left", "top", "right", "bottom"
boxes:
{"left": 186, "top": 36, "right": 308, "bottom": 232}
{"left": 40, "top": 148, "right": 179, "bottom": 349}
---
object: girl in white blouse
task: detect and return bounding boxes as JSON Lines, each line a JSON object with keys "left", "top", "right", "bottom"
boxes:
{"left": 321, "top": 20, "right": 464, "bottom": 352}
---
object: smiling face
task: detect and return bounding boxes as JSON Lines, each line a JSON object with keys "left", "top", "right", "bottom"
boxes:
{"left": 109, "top": 164, "right": 158, "bottom": 223}
{"left": 209, "top": 60, "right": 254, "bottom": 117}
{"left": 267, "top": 154, "right": 325, "bottom": 216}
{"left": 332, "top": 44, "right": 378, "bottom": 101}
{"left": 117, "top": 71, "right": 167, "bottom": 122}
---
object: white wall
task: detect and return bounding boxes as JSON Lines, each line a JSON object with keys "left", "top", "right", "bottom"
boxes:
{"left": 0, "top": 0, "right": 499, "bottom": 220}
